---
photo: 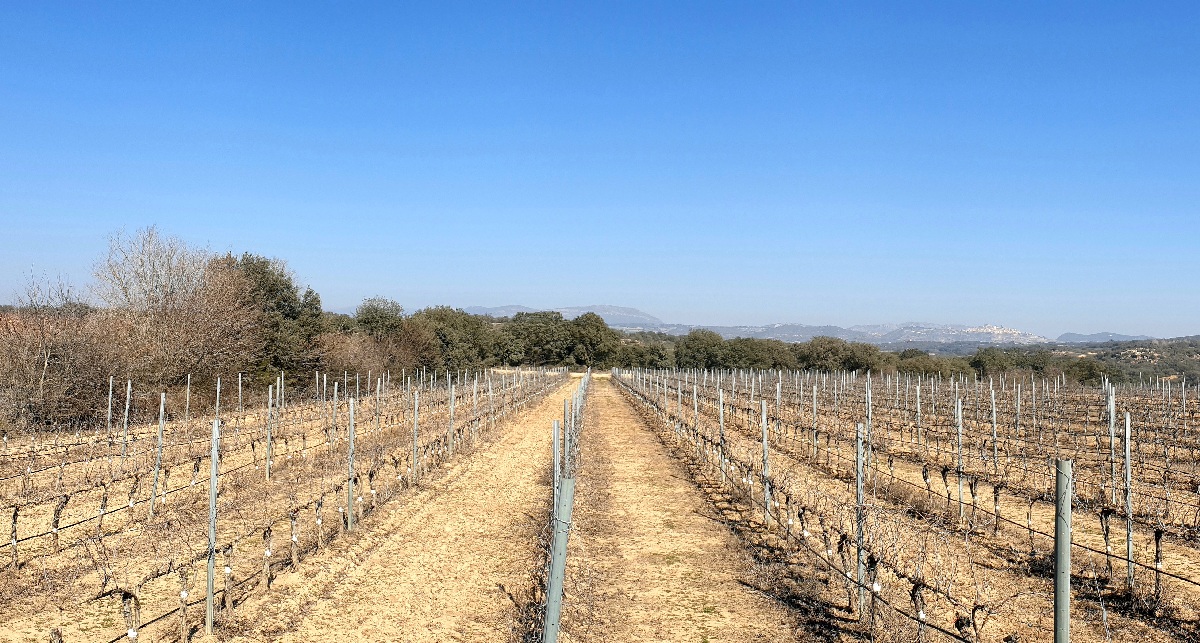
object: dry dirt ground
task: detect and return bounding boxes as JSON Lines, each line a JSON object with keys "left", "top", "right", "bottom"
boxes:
{"left": 221, "top": 375, "right": 803, "bottom": 643}
{"left": 225, "top": 379, "right": 576, "bottom": 642}
{"left": 561, "top": 376, "right": 801, "bottom": 642}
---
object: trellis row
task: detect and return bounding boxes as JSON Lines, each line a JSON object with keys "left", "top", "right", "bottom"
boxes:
{"left": 1, "top": 367, "right": 566, "bottom": 642}
{"left": 617, "top": 368, "right": 1200, "bottom": 641}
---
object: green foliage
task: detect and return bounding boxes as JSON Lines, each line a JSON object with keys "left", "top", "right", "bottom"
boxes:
{"left": 790, "top": 336, "right": 892, "bottom": 373}
{"left": 725, "top": 337, "right": 796, "bottom": 370}
{"left": 897, "top": 350, "right": 971, "bottom": 377}
{"left": 613, "top": 339, "right": 672, "bottom": 368}
{"left": 965, "top": 346, "right": 1138, "bottom": 384}
{"left": 499, "top": 312, "right": 574, "bottom": 365}
{"left": 322, "top": 311, "right": 356, "bottom": 334}
{"left": 410, "top": 306, "right": 496, "bottom": 371}
{"left": 233, "top": 253, "right": 323, "bottom": 377}
{"left": 968, "top": 347, "right": 1013, "bottom": 376}
{"left": 1089, "top": 337, "right": 1200, "bottom": 382}
{"left": 569, "top": 312, "right": 622, "bottom": 366}
{"left": 674, "top": 329, "right": 729, "bottom": 369}
{"left": 1064, "top": 358, "right": 1114, "bottom": 385}
{"left": 355, "top": 297, "right": 405, "bottom": 340}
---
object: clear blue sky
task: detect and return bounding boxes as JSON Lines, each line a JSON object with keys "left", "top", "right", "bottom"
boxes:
{"left": 2, "top": 3, "right": 1197, "bottom": 338}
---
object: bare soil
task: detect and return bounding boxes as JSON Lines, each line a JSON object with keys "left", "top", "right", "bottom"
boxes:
{"left": 223, "top": 378, "right": 577, "bottom": 642}
{"left": 562, "top": 376, "right": 802, "bottom": 642}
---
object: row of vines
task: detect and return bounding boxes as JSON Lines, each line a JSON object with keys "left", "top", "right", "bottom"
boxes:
{"left": 615, "top": 368, "right": 1198, "bottom": 643}
{"left": 0, "top": 366, "right": 567, "bottom": 641}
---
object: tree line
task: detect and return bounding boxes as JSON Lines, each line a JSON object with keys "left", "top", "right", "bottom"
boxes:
{"left": 0, "top": 227, "right": 1159, "bottom": 429}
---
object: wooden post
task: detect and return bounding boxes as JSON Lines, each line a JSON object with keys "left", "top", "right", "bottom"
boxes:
{"left": 956, "top": 398, "right": 964, "bottom": 526}
{"left": 290, "top": 510, "right": 300, "bottom": 569}
{"left": 205, "top": 419, "right": 220, "bottom": 636}
{"left": 447, "top": 381, "right": 455, "bottom": 456}
{"left": 121, "top": 379, "right": 131, "bottom": 462}
{"left": 1124, "top": 412, "right": 1134, "bottom": 591}
{"left": 261, "top": 527, "right": 272, "bottom": 593}
{"left": 315, "top": 500, "right": 325, "bottom": 549}
{"left": 185, "top": 374, "right": 191, "bottom": 428}
{"left": 8, "top": 506, "right": 17, "bottom": 569}
{"left": 149, "top": 393, "right": 166, "bottom": 518}
{"left": 222, "top": 545, "right": 234, "bottom": 611}
{"left": 411, "top": 391, "right": 420, "bottom": 484}
{"left": 553, "top": 419, "right": 561, "bottom": 509}
{"left": 760, "top": 400, "right": 771, "bottom": 526}
{"left": 177, "top": 569, "right": 189, "bottom": 643}
{"left": 107, "top": 376, "right": 114, "bottom": 439}
{"left": 916, "top": 383, "right": 922, "bottom": 447}
{"left": 265, "top": 385, "right": 273, "bottom": 483}
{"left": 1055, "top": 459, "right": 1072, "bottom": 643}
{"left": 991, "top": 387, "right": 998, "bottom": 477}
{"left": 51, "top": 495, "right": 67, "bottom": 552}
{"left": 865, "top": 374, "right": 873, "bottom": 469}
{"left": 331, "top": 382, "right": 339, "bottom": 441}
{"left": 1108, "top": 386, "right": 1117, "bottom": 505}
{"left": 856, "top": 422, "right": 866, "bottom": 617}
{"left": 347, "top": 399, "right": 356, "bottom": 531}
{"left": 718, "top": 389, "right": 726, "bottom": 484}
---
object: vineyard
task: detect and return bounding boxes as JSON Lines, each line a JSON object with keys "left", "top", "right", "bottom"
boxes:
{"left": 0, "top": 367, "right": 566, "bottom": 641}
{"left": 3, "top": 366, "right": 1198, "bottom": 642}
{"left": 613, "top": 368, "right": 1200, "bottom": 642}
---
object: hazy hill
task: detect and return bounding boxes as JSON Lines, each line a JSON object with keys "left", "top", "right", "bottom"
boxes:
{"left": 1057, "top": 332, "right": 1154, "bottom": 343}
{"left": 465, "top": 306, "right": 1059, "bottom": 346}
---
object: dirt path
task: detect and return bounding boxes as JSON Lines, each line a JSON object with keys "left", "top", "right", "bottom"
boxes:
{"left": 563, "top": 377, "right": 800, "bottom": 642}
{"left": 228, "top": 379, "right": 577, "bottom": 643}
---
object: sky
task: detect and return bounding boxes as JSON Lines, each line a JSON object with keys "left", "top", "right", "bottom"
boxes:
{"left": 2, "top": 3, "right": 1198, "bottom": 338}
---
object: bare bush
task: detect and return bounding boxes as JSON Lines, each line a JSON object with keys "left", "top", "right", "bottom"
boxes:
{"left": 94, "top": 227, "right": 263, "bottom": 388}
{"left": 0, "top": 228, "right": 263, "bottom": 430}
{"left": 92, "top": 227, "right": 209, "bottom": 312}
{"left": 0, "top": 277, "right": 111, "bottom": 426}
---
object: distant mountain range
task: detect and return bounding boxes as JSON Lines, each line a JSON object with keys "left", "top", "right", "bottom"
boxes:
{"left": 462, "top": 304, "right": 1155, "bottom": 346}
{"left": 1055, "top": 332, "right": 1153, "bottom": 343}
{"left": 641, "top": 321, "right": 1056, "bottom": 345}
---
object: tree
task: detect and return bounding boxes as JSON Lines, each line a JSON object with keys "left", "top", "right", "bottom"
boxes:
{"left": 93, "top": 226, "right": 209, "bottom": 312}
{"left": 356, "top": 298, "right": 405, "bottom": 340}
{"left": 1065, "top": 357, "right": 1116, "bottom": 385}
{"left": 792, "top": 336, "right": 851, "bottom": 372}
{"left": 969, "top": 347, "right": 1014, "bottom": 376}
{"left": 613, "top": 340, "right": 671, "bottom": 368}
{"left": 0, "top": 276, "right": 109, "bottom": 426}
{"left": 568, "top": 312, "right": 621, "bottom": 367}
{"left": 675, "top": 329, "right": 729, "bottom": 369}
{"left": 500, "top": 312, "right": 574, "bottom": 366}
{"left": 234, "top": 254, "right": 323, "bottom": 376}
{"left": 92, "top": 228, "right": 262, "bottom": 387}
{"left": 723, "top": 337, "right": 797, "bottom": 369}
{"left": 844, "top": 341, "right": 891, "bottom": 372}
{"left": 411, "top": 306, "right": 497, "bottom": 371}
